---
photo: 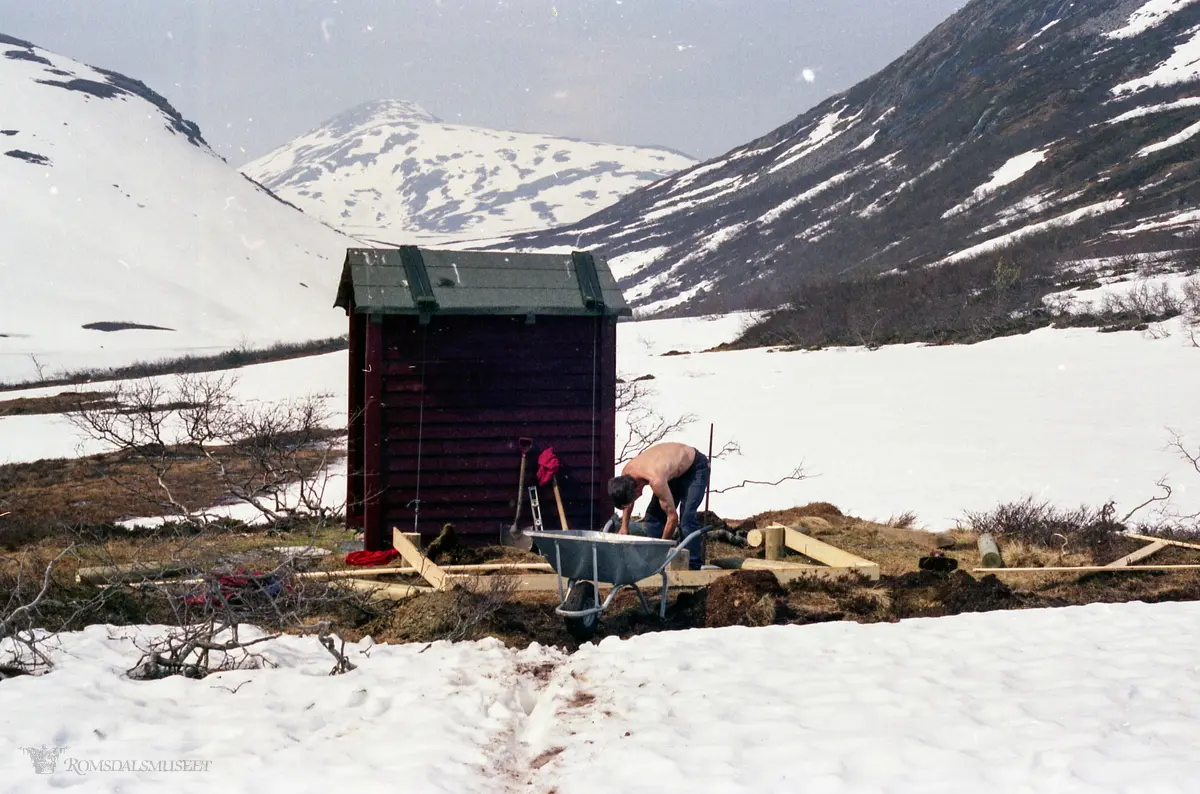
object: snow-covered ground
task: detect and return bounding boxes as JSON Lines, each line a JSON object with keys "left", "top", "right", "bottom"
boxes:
{"left": 0, "top": 37, "right": 357, "bottom": 385}
{"left": 3, "top": 310, "right": 1199, "bottom": 530}
{"left": 5, "top": 600, "right": 1200, "bottom": 792}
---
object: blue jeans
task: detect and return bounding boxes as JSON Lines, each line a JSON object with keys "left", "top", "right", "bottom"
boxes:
{"left": 637, "top": 451, "right": 709, "bottom": 570}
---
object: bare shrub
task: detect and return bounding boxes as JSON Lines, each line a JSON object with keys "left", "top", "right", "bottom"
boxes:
{"left": 66, "top": 373, "right": 343, "bottom": 527}
{"left": 615, "top": 377, "right": 697, "bottom": 464}
{"left": 0, "top": 546, "right": 76, "bottom": 674}
{"left": 886, "top": 510, "right": 918, "bottom": 529}
{"left": 444, "top": 574, "right": 519, "bottom": 642}
{"left": 125, "top": 562, "right": 376, "bottom": 680}
{"left": 961, "top": 497, "right": 1127, "bottom": 562}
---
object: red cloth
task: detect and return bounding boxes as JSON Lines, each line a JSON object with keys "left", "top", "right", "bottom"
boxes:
{"left": 344, "top": 549, "right": 401, "bottom": 567}
{"left": 536, "top": 446, "right": 561, "bottom": 487}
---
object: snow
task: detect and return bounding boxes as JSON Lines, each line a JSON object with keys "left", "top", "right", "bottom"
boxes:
{"left": 8, "top": 601, "right": 1200, "bottom": 791}
{"left": 0, "top": 351, "right": 348, "bottom": 466}
{"left": 6, "top": 310, "right": 1200, "bottom": 529}
{"left": 768, "top": 107, "right": 862, "bottom": 174}
{"left": 607, "top": 246, "right": 671, "bottom": 281}
{"left": 1116, "top": 207, "right": 1200, "bottom": 233}
{"left": 853, "top": 130, "right": 878, "bottom": 151}
{"left": 243, "top": 99, "right": 693, "bottom": 244}
{"left": 1016, "top": 18, "right": 1062, "bottom": 50}
{"left": 942, "top": 199, "right": 1127, "bottom": 264}
{"left": 1106, "top": 0, "right": 1199, "bottom": 39}
{"left": 1104, "top": 96, "right": 1200, "bottom": 123}
{"left": 1112, "top": 24, "right": 1200, "bottom": 94}
{"left": 1043, "top": 271, "right": 1197, "bottom": 315}
{"left": 0, "top": 40, "right": 357, "bottom": 385}
{"left": 943, "top": 148, "right": 1049, "bottom": 218}
{"left": 1136, "top": 118, "right": 1200, "bottom": 154}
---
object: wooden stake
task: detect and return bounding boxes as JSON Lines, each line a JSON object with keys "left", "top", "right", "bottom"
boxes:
{"left": 76, "top": 561, "right": 189, "bottom": 585}
{"left": 977, "top": 533, "right": 1003, "bottom": 568}
{"left": 762, "top": 524, "right": 784, "bottom": 561}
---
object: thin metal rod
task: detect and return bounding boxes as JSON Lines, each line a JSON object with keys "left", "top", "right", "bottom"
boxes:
{"left": 704, "top": 422, "right": 713, "bottom": 518}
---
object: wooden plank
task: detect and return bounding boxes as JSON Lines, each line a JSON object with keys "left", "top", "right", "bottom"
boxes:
{"left": 1106, "top": 541, "right": 1167, "bottom": 568}
{"left": 781, "top": 527, "right": 879, "bottom": 571}
{"left": 974, "top": 564, "right": 1200, "bottom": 574}
{"left": 1125, "top": 533, "right": 1200, "bottom": 552}
{"left": 338, "top": 579, "right": 432, "bottom": 602}
{"left": 443, "top": 564, "right": 869, "bottom": 592}
{"left": 301, "top": 563, "right": 551, "bottom": 580}
{"left": 392, "top": 527, "right": 449, "bottom": 590}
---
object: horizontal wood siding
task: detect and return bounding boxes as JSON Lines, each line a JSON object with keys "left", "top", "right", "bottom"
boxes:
{"left": 377, "top": 314, "right": 615, "bottom": 543}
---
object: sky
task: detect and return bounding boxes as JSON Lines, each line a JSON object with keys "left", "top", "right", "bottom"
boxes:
{"left": 0, "top": 0, "right": 966, "bottom": 166}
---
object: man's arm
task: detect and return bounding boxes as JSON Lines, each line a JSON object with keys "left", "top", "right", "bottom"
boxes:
{"left": 650, "top": 478, "right": 679, "bottom": 540}
{"left": 618, "top": 503, "right": 634, "bottom": 534}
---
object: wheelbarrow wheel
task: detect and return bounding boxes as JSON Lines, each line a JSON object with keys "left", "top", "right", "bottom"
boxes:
{"left": 563, "top": 580, "right": 598, "bottom": 641}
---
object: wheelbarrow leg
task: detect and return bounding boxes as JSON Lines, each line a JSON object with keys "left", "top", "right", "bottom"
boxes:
{"left": 659, "top": 570, "right": 669, "bottom": 619}
{"left": 630, "top": 584, "right": 652, "bottom": 616}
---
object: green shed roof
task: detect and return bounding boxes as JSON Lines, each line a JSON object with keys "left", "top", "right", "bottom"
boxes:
{"left": 334, "top": 246, "right": 632, "bottom": 318}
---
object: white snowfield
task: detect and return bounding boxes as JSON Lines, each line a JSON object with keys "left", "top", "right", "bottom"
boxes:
{"left": 3, "top": 312, "right": 1199, "bottom": 530}
{"left": 1106, "top": 0, "right": 1199, "bottom": 40}
{"left": 0, "top": 38, "right": 357, "bottom": 385}
{"left": 242, "top": 99, "right": 694, "bottom": 245}
{"left": 5, "top": 600, "right": 1200, "bottom": 792}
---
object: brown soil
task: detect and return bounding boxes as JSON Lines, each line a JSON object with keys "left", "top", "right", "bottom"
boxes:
{"left": 0, "top": 390, "right": 115, "bottom": 417}
{"left": 704, "top": 570, "right": 786, "bottom": 628}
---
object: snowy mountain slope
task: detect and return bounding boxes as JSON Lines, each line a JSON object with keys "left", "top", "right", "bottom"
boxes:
{"left": 493, "top": 0, "right": 1200, "bottom": 315}
{"left": 0, "top": 34, "right": 357, "bottom": 384}
{"left": 241, "top": 99, "right": 695, "bottom": 244}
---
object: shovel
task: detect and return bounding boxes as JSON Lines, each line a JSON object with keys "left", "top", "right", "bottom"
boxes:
{"left": 502, "top": 438, "right": 535, "bottom": 550}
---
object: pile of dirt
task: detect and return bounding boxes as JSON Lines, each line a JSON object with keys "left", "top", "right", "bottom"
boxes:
{"left": 704, "top": 569, "right": 786, "bottom": 628}
{"left": 737, "top": 502, "right": 844, "bottom": 531}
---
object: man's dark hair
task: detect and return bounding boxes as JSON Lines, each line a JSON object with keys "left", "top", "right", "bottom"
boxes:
{"left": 608, "top": 475, "right": 638, "bottom": 509}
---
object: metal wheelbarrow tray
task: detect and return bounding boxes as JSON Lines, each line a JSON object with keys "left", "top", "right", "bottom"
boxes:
{"left": 524, "top": 528, "right": 705, "bottom": 640}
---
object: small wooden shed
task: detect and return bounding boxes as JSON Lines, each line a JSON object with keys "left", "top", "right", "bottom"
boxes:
{"left": 335, "top": 246, "right": 632, "bottom": 550}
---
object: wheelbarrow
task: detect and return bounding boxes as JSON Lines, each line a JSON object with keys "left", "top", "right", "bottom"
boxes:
{"left": 524, "top": 525, "right": 708, "bottom": 641}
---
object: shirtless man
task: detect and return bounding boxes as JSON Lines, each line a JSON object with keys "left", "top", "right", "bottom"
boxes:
{"left": 608, "top": 441, "right": 710, "bottom": 570}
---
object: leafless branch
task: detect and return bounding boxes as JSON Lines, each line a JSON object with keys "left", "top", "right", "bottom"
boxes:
{"left": 1120, "top": 478, "right": 1173, "bottom": 523}
{"left": 709, "top": 466, "right": 808, "bottom": 495}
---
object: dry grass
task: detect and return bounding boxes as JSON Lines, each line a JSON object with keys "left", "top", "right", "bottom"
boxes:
{"left": 0, "top": 437, "right": 342, "bottom": 542}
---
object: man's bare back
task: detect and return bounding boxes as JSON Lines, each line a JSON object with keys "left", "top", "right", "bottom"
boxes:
{"left": 621, "top": 442, "right": 696, "bottom": 483}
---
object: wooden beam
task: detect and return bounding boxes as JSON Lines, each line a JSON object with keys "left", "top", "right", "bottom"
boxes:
{"left": 1105, "top": 541, "right": 1167, "bottom": 568}
{"left": 338, "top": 579, "right": 432, "bottom": 602}
{"left": 710, "top": 557, "right": 820, "bottom": 571}
{"left": 974, "top": 564, "right": 1200, "bottom": 574}
{"left": 1125, "top": 533, "right": 1200, "bottom": 552}
{"left": 392, "top": 527, "right": 449, "bottom": 590}
{"left": 76, "top": 561, "right": 190, "bottom": 585}
{"left": 781, "top": 527, "right": 880, "bottom": 579}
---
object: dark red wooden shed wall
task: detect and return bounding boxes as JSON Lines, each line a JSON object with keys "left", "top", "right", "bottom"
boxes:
{"left": 351, "top": 313, "right": 617, "bottom": 549}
